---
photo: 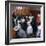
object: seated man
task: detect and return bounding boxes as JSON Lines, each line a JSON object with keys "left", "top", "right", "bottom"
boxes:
{"left": 13, "top": 19, "right": 27, "bottom": 38}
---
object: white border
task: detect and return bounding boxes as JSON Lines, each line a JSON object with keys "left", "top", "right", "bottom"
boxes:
{"left": 9, "top": 2, "right": 44, "bottom": 43}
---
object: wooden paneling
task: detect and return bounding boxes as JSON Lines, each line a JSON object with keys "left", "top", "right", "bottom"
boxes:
{"left": 12, "top": 7, "right": 40, "bottom": 16}
{"left": 11, "top": 30, "right": 16, "bottom": 38}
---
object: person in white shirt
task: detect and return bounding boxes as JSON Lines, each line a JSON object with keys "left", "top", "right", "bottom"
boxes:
{"left": 36, "top": 14, "right": 41, "bottom": 37}
{"left": 26, "top": 16, "right": 33, "bottom": 37}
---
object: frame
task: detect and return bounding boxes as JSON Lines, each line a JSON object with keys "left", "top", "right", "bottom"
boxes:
{"left": 5, "top": 1, "right": 45, "bottom": 45}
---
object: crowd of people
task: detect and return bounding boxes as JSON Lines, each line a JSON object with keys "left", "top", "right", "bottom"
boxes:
{"left": 12, "top": 14, "right": 41, "bottom": 38}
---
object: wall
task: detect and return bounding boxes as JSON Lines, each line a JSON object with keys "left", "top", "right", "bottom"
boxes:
{"left": 0, "top": 0, "right": 46, "bottom": 46}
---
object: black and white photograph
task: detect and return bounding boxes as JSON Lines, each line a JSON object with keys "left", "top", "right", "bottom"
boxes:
{"left": 5, "top": 1, "right": 45, "bottom": 45}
